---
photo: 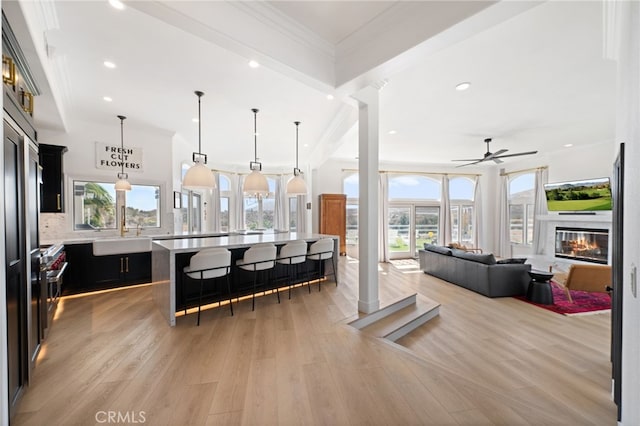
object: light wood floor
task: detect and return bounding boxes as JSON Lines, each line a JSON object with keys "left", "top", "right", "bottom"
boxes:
{"left": 14, "top": 257, "right": 616, "bottom": 425}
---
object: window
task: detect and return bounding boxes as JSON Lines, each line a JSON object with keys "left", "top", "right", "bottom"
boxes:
{"left": 244, "top": 177, "right": 276, "bottom": 230}
{"left": 449, "top": 177, "right": 475, "bottom": 245}
{"left": 219, "top": 174, "right": 231, "bottom": 232}
{"left": 289, "top": 197, "right": 297, "bottom": 231}
{"left": 388, "top": 175, "right": 441, "bottom": 257}
{"left": 73, "top": 181, "right": 160, "bottom": 230}
{"left": 509, "top": 173, "right": 535, "bottom": 245}
{"left": 343, "top": 173, "right": 359, "bottom": 246}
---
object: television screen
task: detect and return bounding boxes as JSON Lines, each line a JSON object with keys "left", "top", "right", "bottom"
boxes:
{"left": 544, "top": 177, "right": 612, "bottom": 211}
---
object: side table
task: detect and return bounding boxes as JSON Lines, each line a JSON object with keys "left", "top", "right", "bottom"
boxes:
{"left": 526, "top": 269, "right": 555, "bottom": 305}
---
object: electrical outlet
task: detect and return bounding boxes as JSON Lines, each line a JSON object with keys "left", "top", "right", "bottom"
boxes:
{"left": 631, "top": 264, "right": 637, "bottom": 298}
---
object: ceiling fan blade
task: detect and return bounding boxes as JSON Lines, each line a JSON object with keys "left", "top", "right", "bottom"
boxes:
{"left": 452, "top": 158, "right": 483, "bottom": 162}
{"left": 493, "top": 150, "right": 538, "bottom": 159}
{"left": 492, "top": 149, "right": 508, "bottom": 157}
{"left": 492, "top": 158, "right": 504, "bottom": 164}
{"left": 455, "top": 159, "right": 484, "bottom": 168}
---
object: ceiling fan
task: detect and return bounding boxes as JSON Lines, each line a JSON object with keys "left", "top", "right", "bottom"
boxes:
{"left": 452, "top": 138, "right": 538, "bottom": 167}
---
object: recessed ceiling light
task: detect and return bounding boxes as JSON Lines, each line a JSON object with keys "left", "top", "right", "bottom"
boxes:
{"left": 109, "top": 0, "right": 125, "bottom": 10}
{"left": 455, "top": 82, "right": 471, "bottom": 91}
{"left": 103, "top": 61, "right": 116, "bottom": 69}
{"left": 388, "top": 130, "right": 397, "bottom": 135}
{"left": 564, "top": 143, "right": 574, "bottom": 148}
{"left": 103, "top": 96, "right": 113, "bottom": 102}
{"left": 192, "top": 118, "right": 199, "bottom": 123}
{"left": 303, "top": 144, "right": 309, "bottom": 148}
{"left": 248, "top": 60, "right": 260, "bottom": 68}
{"left": 326, "top": 94, "right": 334, "bottom": 100}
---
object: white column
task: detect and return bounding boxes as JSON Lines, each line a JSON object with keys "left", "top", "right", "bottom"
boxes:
{"left": 352, "top": 86, "right": 380, "bottom": 314}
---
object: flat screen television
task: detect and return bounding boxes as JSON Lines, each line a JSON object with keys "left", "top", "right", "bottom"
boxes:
{"left": 544, "top": 177, "right": 612, "bottom": 211}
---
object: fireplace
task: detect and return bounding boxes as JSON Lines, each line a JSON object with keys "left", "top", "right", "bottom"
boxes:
{"left": 555, "top": 227, "right": 609, "bottom": 264}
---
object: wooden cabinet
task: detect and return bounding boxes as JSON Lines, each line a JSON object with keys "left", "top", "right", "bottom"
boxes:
{"left": 92, "top": 252, "right": 152, "bottom": 289}
{"left": 319, "top": 193, "right": 346, "bottom": 255}
{"left": 64, "top": 243, "right": 151, "bottom": 294}
{"left": 39, "top": 144, "right": 67, "bottom": 212}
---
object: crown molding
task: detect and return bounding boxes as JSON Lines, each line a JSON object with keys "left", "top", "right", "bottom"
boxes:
{"left": 229, "top": 1, "right": 335, "bottom": 59}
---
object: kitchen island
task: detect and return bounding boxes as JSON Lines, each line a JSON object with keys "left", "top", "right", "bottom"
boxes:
{"left": 151, "top": 232, "right": 339, "bottom": 326}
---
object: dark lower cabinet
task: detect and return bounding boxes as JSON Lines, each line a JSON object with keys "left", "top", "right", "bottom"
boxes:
{"left": 64, "top": 243, "right": 151, "bottom": 294}
{"left": 92, "top": 252, "right": 151, "bottom": 289}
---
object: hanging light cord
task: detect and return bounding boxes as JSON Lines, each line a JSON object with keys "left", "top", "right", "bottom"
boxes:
{"left": 194, "top": 90, "right": 206, "bottom": 163}
{"left": 117, "top": 115, "right": 127, "bottom": 178}
{"left": 250, "top": 108, "right": 261, "bottom": 170}
{"left": 294, "top": 121, "right": 301, "bottom": 176}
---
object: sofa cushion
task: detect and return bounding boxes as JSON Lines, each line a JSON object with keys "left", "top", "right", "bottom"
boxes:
{"left": 497, "top": 258, "right": 527, "bottom": 264}
{"left": 423, "top": 244, "right": 452, "bottom": 256}
{"left": 452, "top": 250, "right": 497, "bottom": 265}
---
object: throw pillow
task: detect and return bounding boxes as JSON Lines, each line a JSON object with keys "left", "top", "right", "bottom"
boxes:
{"left": 497, "top": 258, "right": 527, "bottom": 264}
{"left": 452, "top": 250, "right": 497, "bottom": 265}
{"left": 424, "top": 244, "right": 453, "bottom": 256}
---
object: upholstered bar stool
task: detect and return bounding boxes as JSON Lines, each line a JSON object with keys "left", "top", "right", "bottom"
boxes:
{"left": 276, "top": 240, "right": 308, "bottom": 299}
{"left": 183, "top": 248, "right": 233, "bottom": 326}
{"left": 307, "top": 238, "right": 337, "bottom": 291}
{"left": 236, "top": 243, "right": 278, "bottom": 311}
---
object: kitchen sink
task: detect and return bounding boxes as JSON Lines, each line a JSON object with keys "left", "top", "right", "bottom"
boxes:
{"left": 92, "top": 237, "right": 152, "bottom": 256}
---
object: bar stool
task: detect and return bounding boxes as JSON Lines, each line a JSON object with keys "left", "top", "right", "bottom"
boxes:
{"left": 183, "top": 248, "right": 232, "bottom": 326}
{"left": 236, "top": 243, "right": 278, "bottom": 311}
{"left": 276, "top": 240, "right": 308, "bottom": 299}
{"left": 307, "top": 238, "right": 337, "bottom": 291}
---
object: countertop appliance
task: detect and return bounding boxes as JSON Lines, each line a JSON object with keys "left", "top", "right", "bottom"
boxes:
{"left": 40, "top": 243, "right": 67, "bottom": 323}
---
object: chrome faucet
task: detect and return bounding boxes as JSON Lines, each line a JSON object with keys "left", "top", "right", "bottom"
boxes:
{"left": 120, "top": 206, "right": 128, "bottom": 237}
{"left": 136, "top": 224, "right": 142, "bottom": 236}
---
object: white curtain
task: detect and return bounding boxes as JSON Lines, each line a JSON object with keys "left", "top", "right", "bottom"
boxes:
{"left": 274, "top": 175, "right": 287, "bottom": 231}
{"left": 211, "top": 172, "right": 221, "bottom": 233}
{"left": 498, "top": 174, "right": 511, "bottom": 258}
{"left": 473, "top": 176, "right": 483, "bottom": 249}
{"left": 441, "top": 175, "right": 452, "bottom": 245}
{"left": 378, "top": 173, "right": 389, "bottom": 262}
{"left": 233, "top": 174, "right": 245, "bottom": 231}
{"left": 532, "top": 168, "right": 549, "bottom": 254}
{"left": 296, "top": 194, "right": 307, "bottom": 233}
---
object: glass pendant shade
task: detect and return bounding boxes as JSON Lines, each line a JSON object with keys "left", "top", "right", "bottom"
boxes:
{"left": 115, "top": 176, "right": 132, "bottom": 191}
{"left": 182, "top": 157, "right": 215, "bottom": 190}
{"left": 244, "top": 169, "right": 269, "bottom": 196}
{"left": 286, "top": 174, "right": 307, "bottom": 195}
{"left": 115, "top": 115, "right": 131, "bottom": 191}
{"left": 182, "top": 90, "right": 215, "bottom": 191}
{"left": 242, "top": 108, "right": 269, "bottom": 196}
{"left": 285, "top": 120, "right": 307, "bottom": 194}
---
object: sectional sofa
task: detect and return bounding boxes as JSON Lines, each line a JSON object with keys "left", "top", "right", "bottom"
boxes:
{"left": 418, "top": 244, "right": 532, "bottom": 297}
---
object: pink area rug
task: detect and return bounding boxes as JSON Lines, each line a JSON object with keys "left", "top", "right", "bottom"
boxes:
{"left": 515, "top": 282, "right": 611, "bottom": 315}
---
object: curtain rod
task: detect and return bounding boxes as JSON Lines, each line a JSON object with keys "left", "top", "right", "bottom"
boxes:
{"left": 210, "top": 168, "right": 291, "bottom": 177}
{"left": 341, "top": 168, "right": 480, "bottom": 178}
{"left": 499, "top": 165, "right": 548, "bottom": 176}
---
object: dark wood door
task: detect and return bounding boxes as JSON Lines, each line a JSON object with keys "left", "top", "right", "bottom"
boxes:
{"left": 39, "top": 144, "right": 66, "bottom": 213}
{"left": 123, "top": 252, "right": 152, "bottom": 285}
{"left": 4, "top": 120, "right": 27, "bottom": 416}
{"left": 92, "top": 254, "right": 124, "bottom": 288}
{"left": 319, "top": 194, "right": 346, "bottom": 255}
{"left": 611, "top": 143, "right": 624, "bottom": 420}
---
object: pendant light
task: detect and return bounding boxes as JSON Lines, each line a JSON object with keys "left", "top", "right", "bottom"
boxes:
{"left": 286, "top": 121, "right": 307, "bottom": 194}
{"left": 182, "top": 90, "right": 215, "bottom": 190}
{"left": 242, "top": 108, "right": 269, "bottom": 197}
{"left": 114, "top": 115, "right": 131, "bottom": 191}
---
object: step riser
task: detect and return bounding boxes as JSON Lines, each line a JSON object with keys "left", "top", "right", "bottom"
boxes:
{"left": 385, "top": 307, "right": 440, "bottom": 342}
{"left": 349, "top": 294, "right": 417, "bottom": 330}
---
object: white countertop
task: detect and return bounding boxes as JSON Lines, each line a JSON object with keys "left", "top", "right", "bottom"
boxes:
{"left": 152, "top": 232, "right": 337, "bottom": 253}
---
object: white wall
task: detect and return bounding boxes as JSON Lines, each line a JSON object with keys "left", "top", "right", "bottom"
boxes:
{"left": 616, "top": 2, "right": 640, "bottom": 424}
{"left": 38, "top": 119, "right": 176, "bottom": 242}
